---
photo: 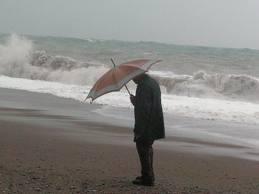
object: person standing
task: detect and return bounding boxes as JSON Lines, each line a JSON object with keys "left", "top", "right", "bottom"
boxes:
{"left": 130, "top": 73, "right": 165, "bottom": 186}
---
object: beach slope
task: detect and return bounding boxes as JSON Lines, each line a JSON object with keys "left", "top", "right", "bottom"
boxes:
{"left": 0, "top": 89, "right": 259, "bottom": 193}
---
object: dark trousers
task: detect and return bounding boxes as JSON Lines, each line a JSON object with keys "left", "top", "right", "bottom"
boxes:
{"left": 136, "top": 140, "right": 154, "bottom": 181}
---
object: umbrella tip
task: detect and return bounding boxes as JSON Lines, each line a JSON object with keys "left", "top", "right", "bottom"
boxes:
{"left": 83, "top": 95, "right": 91, "bottom": 102}
{"left": 111, "top": 58, "right": 116, "bottom": 68}
{"left": 83, "top": 96, "right": 94, "bottom": 104}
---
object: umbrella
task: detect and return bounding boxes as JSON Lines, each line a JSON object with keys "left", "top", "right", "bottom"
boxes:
{"left": 85, "top": 59, "right": 161, "bottom": 102}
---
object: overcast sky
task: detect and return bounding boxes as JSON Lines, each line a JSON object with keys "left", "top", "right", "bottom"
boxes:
{"left": 1, "top": 0, "right": 259, "bottom": 49}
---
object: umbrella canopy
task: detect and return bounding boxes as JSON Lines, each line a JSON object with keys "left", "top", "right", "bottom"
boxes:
{"left": 86, "top": 59, "right": 161, "bottom": 101}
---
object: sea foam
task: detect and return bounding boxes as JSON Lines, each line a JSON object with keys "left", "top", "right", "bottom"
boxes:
{"left": 0, "top": 75, "right": 258, "bottom": 125}
{"left": 151, "top": 70, "right": 259, "bottom": 102}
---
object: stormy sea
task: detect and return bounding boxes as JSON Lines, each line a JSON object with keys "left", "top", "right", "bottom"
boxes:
{"left": 1, "top": 33, "right": 259, "bottom": 160}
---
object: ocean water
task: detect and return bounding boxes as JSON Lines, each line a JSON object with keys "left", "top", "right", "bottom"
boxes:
{"left": 0, "top": 33, "right": 259, "bottom": 124}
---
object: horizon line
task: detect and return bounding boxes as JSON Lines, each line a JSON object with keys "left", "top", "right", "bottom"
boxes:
{"left": 0, "top": 32, "right": 259, "bottom": 52}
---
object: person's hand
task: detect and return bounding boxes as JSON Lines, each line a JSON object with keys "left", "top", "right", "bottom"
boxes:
{"left": 130, "top": 94, "right": 136, "bottom": 106}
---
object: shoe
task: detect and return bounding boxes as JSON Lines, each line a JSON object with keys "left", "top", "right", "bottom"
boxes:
{"left": 135, "top": 176, "right": 142, "bottom": 180}
{"left": 132, "top": 178, "right": 154, "bottom": 186}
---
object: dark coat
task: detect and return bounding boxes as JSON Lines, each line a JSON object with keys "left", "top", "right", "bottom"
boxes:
{"left": 133, "top": 74, "right": 165, "bottom": 142}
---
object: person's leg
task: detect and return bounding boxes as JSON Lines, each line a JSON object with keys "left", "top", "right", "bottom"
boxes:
{"left": 148, "top": 142, "right": 154, "bottom": 182}
{"left": 134, "top": 140, "right": 154, "bottom": 186}
{"left": 136, "top": 141, "right": 146, "bottom": 178}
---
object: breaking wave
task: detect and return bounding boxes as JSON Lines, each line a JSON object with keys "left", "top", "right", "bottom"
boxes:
{"left": 0, "top": 34, "right": 108, "bottom": 85}
{"left": 0, "top": 34, "right": 259, "bottom": 103}
{"left": 151, "top": 71, "right": 259, "bottom": 102}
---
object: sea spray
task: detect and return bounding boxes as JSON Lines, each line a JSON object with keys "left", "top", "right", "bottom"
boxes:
{"left": 0, "top": 34, "right": 108, "bottom": 85}
{"left": 0, "top": 34, "right": 33, "bottom": 78}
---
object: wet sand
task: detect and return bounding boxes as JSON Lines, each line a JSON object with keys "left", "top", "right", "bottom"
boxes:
{"left": 1, "top": 89, "right": 259, "bottom": 193}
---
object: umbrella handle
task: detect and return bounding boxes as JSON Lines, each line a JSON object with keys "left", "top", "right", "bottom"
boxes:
{"left": 124, "top": 84, "right": 131, "bottom": 96}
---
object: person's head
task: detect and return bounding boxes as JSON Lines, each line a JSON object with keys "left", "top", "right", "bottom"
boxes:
{"left": 132, "top": 73, "right": 146, "bottom": 84}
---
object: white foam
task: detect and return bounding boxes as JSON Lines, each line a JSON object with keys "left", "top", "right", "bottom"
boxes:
{"left": 162, "top": 95, "right": 259, "bottom": 124}
{"left": 1, "top": 34, "right": 259, "bottom": 104}
{"left": 0, "top": 75, "right": 258, "bottom": 125}
{"left": 151, "top": 70, "right": 259, "bottom": 103}
{"left": 0, "top": 34, "right": 109, "bottom": 86}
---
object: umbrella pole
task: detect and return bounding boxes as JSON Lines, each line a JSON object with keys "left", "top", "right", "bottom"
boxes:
{"left": 111, "top": 58, "right": 131, "bottom": 96}
{"left": 111, "top": 58, "right": 131, "bottom": 95}
{"left": 124, "top": 84, "right": 131, "bottom": 96}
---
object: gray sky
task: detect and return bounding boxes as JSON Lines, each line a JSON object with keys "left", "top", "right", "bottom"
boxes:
{"left": 1, "top": 0, "right": 259, "bottom": 49}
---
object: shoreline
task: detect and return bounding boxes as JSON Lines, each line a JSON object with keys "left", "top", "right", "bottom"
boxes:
{"left": 1, "top": 87, "right": 259, "bottom": 160}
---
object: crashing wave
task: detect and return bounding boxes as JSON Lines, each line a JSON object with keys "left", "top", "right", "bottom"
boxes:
{"left": 151, "top": 70, "right": 259, "bottom": 102}
{"left": 0, "top": 34, "right": 108, "bottom": 85}
{"left": 1, "top": 34, "right": 259, "bottom": 103}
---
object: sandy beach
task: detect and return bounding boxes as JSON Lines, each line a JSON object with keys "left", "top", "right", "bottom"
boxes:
{"left": 1, "top": 88, "right": 259, "bottom": 194}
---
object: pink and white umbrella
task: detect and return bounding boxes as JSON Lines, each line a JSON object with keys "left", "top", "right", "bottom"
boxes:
{"left": 86, "top": 59, "right": 161, "bottom": 101}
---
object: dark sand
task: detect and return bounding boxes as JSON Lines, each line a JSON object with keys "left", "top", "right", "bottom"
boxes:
{"left": 1, "top": 89, "right": 259, "bottom": 193}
